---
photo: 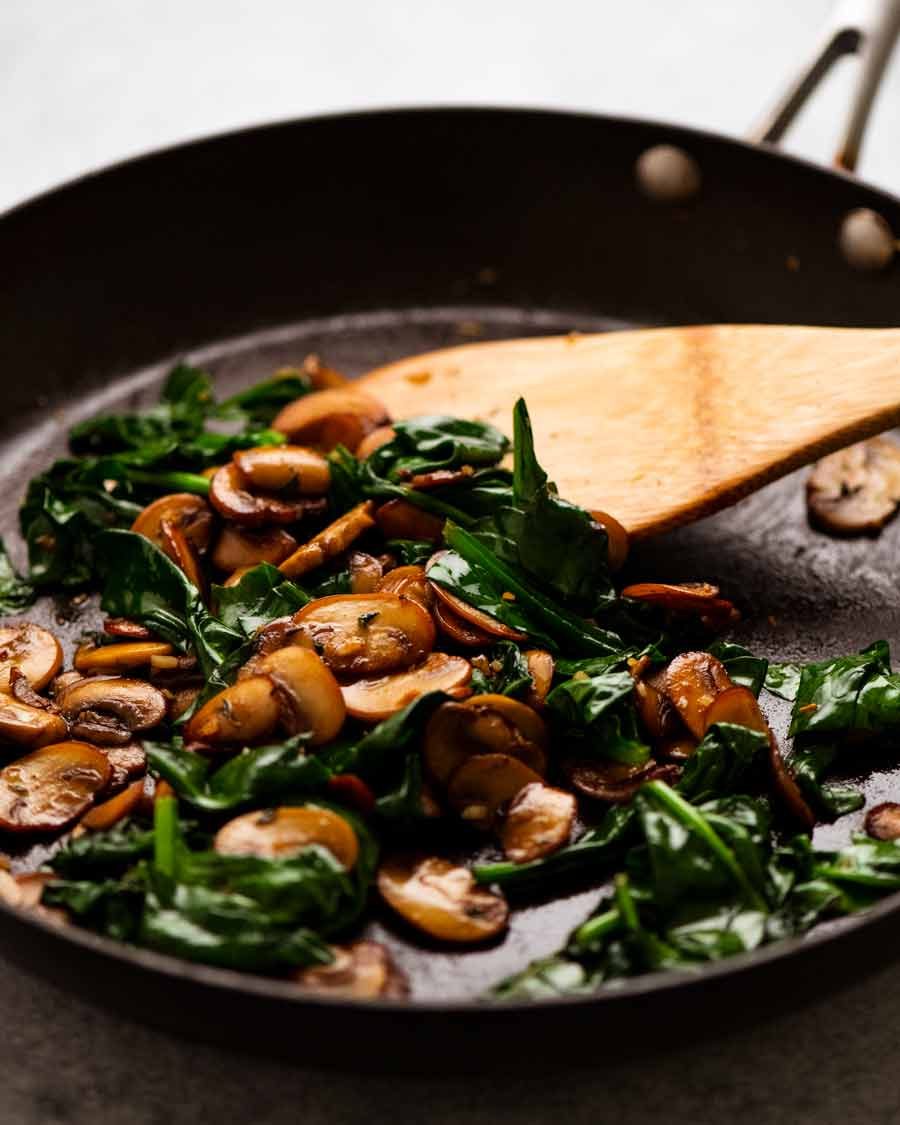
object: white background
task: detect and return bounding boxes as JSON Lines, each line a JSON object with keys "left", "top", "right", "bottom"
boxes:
{"left": 3, "top": 0, "right": 900, "bottom": 214}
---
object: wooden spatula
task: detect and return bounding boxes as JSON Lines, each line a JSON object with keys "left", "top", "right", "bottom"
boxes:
{"left": 359, "top": 324, "right": 900, "bottom": 538}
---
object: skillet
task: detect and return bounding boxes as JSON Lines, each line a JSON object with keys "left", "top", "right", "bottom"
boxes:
{"left": 1, "top": 0, "right": 900, "bottom": 1069}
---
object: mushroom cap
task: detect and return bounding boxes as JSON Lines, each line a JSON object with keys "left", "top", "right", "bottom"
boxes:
{"left": 807, "top": 438, "right": 900, "bottom": 535}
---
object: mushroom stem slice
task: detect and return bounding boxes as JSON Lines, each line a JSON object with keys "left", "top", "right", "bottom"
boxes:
{"left": 211, "top": 526, "right": 298, "bottom": 572}
{"left": 294, "top": 940, "right": 409, "bottom": 999}
{"left": 377, "top": 854, "right": 509, "bottom": 943}
{"left": 74, "top": 641, "right": 174, "bottom": 674}
{"left": 159, "top": 517, "right": 207, "bottom": 592}
{"left": 501, "top": 782, "right": 576, "bottom": 864}
{"left": 184, "top": 675, "right": 280, "bottom": 746}
{"left": 277, "top": 501, "right": 376, "bottom": 579}
{"left": 0, "top": 741, "right": 111, "bottom": 832}
{"left": 215, "top": 806, "right": 359, "bottom": 869}
{"left": 246, "top": 647, "right": 346, "bottom": 745}
{"left": 524, "top": 649, "right": 555, "bottom": 710}
{"left": 0, "top": 624, "right": 63, "bottom": 693}
{"left": 289, "top": 592, "right": 436, "bottom": 679}
{"left": 0, "top": 698, "right": 69, "bottom": 748}
{"left": 341, "top": 653, "right": 472, "bottom": 722}
{"left": 81, "top": 778, "right": 145, "bottom": 830}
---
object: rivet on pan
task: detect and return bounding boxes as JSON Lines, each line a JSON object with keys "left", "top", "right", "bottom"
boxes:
{"left": 839, "top": 208, "right": 897, "bottom": 271}
{"left": 635, "top": 144, "right": 701, "bottom": 203}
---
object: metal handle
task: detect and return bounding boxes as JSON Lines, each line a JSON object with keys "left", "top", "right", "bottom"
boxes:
{"left": 749, "top": 0, "right": 900, "bottom": 171}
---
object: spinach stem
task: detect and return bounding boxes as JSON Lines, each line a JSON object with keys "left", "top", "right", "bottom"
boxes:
{"left": 643, "top": 781, "right": 769, "bottom": 912}
{"left": 127, "top": 468, "right": 211, "bottom": 496}
{"left": 572, "top": 906, "right": 622, "bottom": 948}
{"left": 153, "top": 795, "right": 179, "bottom": 878}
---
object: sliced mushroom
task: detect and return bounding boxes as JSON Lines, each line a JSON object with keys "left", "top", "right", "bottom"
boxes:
{"left": 348, "top": 552, "right": 384, "bottom": 594}
{"left": 81, "top": 777, "right": 145, "bottom": 830}
{"left": 377, "top": 854, "right": 508, "bottom": 943}
{"left": 56, "top": 678, "right": 167, "bottom": 744}
{"left": 326, "top": 773, "right": 377, "bottom": 816}
{"left": 278, "top": 501, "right": 376, "bottom": 579}
{"left": 375, "top": 500, "right": 445, "bottom": 543}
{"left": 588, "top": 509, "right": 630, "bottom": 572}
{"left": 0, "top": 698, "right": 68, "bottom": 748}
{"left": 245, "top": 647, "right": 345, "bottom": 745}
{"left": 355, "top": 425, "right": 397, "bottom": 460}
{"left": 294, "top": 940, "right": 408, "bottom": 998}
{"left": 159, "top": 517, "right": 207, "bottom": 592}
{"left": 102, "top": 742, "right": 147, "bottom": 789}
{"left": 562, "top": 758, "right": 681, "bottom": 803}
{"left": 233, "top": 444, "right": 331, "bottom": 496}
{"left": 524, "top": 649, "right": 555, "bottom": 710}
{"left": 447, "top": 752, "right": 543, "bottom": 828}
{"left": 501, "top": 782, "right": 576, "bottom": 863}
{"left": 272, "top": 387, "right": 390, "bottom": 452}
{"left": 209, "top": 462, "right": 328, "bottom": 528}
{"left": 632, "top": 664, "right": 685, "bottom": 741}
{"left": 0, "top": 624, "right": 63, "bottom": 693}
{"left": 427, "top": 576, "right": 527, "bottom": 642}
{"left": 0, "top": 741, "right": 111, "bottom": 832}
{"left": 702, "top": 684, "right": 767, "bottom": 734}
{"left": 74, "top": 641, "right": 173, "bottom": 674}
{"left": 807, "top": 437, "right": 900, "bottom": 535}
{"left": 423, "top": 694, "right": 548, "bottom": 787}
{"left": 288, "top": 593, "right": 436, "bottom": 678}
{"left": 275, "top": 356, "right": 349, "bottom": 391}
{"left": 623, "top": 582, "right": 739, "bottom": 630}
{"left": 341, "top": 653, "right": 472, "bottom": 722}
{"left": 104, "top": 618, "right": 154, "bottom": 640}
{"left": 214, "top": 805, "right": 358, "bottom": 868}
{"left": 865, "top": 802, "right": 900, "bottom": 841}
{"left": 432, "top": 601, "right": 493, "bottom": 647}
{"left": 185, "top": 675, "right": 280, "bottom": 746}
{"left": 132, "top": 492, "right": 213, "bottom": 550}
{"left": 211, "top": 526, "right": 298, "bottom": 572}
{"left": 375, "top": 565, "right": 434, "bottom": 611}
{"left": 664, "top": 651, "right": 733, "bottom": 740}
{"left": 9, "top": 668, "right": 55, "bottom": 711}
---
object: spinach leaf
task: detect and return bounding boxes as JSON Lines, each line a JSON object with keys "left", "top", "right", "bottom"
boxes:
{"left": 365, "top": 415, "right": 509, "bottom": 479}
{"left": 51, "top": 819, "right": 155, "bottom": 877}
{"left": 676, "top": 723, "right": 768, "bottom": 802}
{"left": 708, "top": 641, "right": 768, "bottom": 696}
{"left": 145, "top": 735, "right": 330, "bottom": 811}
{"left": 787, "top": 742, "right": 865, "bottom": 820}
{"left": 547, "top": 663, "right": 651, "bottom": 766}
{"left": 789, "top": 641, "right": 900, "bottom": 737}
{"left": 469, "top": 641, "right": 534, "bottom": 697}
{"left": 470, "top": 399, "right": 613, "bottom": 608}
{"left": 212, "top": 563, "right": 309, "bottom": 637}
{"left": 0, "top": 538, "right": 35, "bottom": 614}
{"left": 386, "top": 539, "right": 434, "bottom": 566}
{"left": 214, "top": 372, "right": 310, "bottom": 426}
{"left": 43, "top": 876, "right": 146, "bottom": 943}
{"left": 764, "top": 662, "right": 803, "bottom": 702}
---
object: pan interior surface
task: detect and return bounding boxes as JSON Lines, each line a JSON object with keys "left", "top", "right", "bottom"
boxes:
{"left": 4, "top": 300, "right": 900, "bottom": 1003}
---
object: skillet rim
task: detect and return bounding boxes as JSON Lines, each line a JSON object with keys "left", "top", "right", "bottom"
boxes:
{"left": 2, "top": 103, "right": 900, "bottom": 1018}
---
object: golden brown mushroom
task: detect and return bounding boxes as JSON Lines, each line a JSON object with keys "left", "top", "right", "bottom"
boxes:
{"left": 277, "top": 356, "right": 348, "bottom": 391}
{"left": 103, "top": 618, "right": 154, "bottom": 640}
{"left": 278, "top": 501, "right": 376, "bottom": 580}
{"left": 0, "top": 698, "right": 68, "bottom": 748}
{"left": 208, "top": 462, "right": 327, "bottom": 528}
{"left": 272, "top": 387, "right": 389, "bottom": 452}
{"left": 81, "top": 777, "right": 145, "bottom": 830}
{"left": 588, "top": 509, "right": 630, "bottom": 572}
{"left": 211, "top": 526, "right": 298, "bottom": 572}
{"left": 426, "top": 576, "right": 527, "bottom": 642}
{"left": 0, "top": 741, "right": 111, "bottom": 832}
{"left": 233, "top": 445, "right": 331, "bottom": 495}
{"left": 185, "top": 675, "right": 280, "bottom": 746}
{"left": 0, "top": 624, "right": 63, "bottom": 694}
{"left": 341, "top": 653, "right": 472, "bottom": 722}
{"left": 244, "top": 647, "right": 345, "bottom": 745}
{"left": 102, "top": 742, "right": 147, "bottom": 789}
{"left": 377, "top": 854, "right": 508, "bottom": 943}
{"left": 562, "top": 758, "right": 681, "bottom": 803}
{"left": 622, "top": 582, "right": 739, "bottom": 630}
{"left": 807, "top": 437, "right": 900, "bottom": 535}
{"left": 446, "top": 753, "right": 543, "bottom": 829}
{"left": 664, "top": 651, "right": 733, "bottom": 740}
{"left": 374, "top": 499, "right": 445, "bottom": 543}
{"left": 132, "top": 493, "right": 214, "bottom": 553}
{"left": 432, "top": 601, "right": 493, "bottom": 647}
{"left": 423, "top": 694, "right": 548, "bottom": 786}
{"left": 355, "top": 425, "right": 397, "bottom": 460}
{"left": 523, "top": 649, "right": 555, "bottom": 710}
{"left": 288, "top": 593, "right": 436, "bottom": 679}
{"left": 214, "top": 806, "right": 359, "bottom": 868}
{"left": 294, "top": 940, "right": 408, "bottom": 999}
{"left": 74, "top": 640, "right": 174, "bottom": 674}
{"left": 375, "top": 565, "right": 434, "bottom": 611}
{"left": 348, "top": 551, "right": 384, "bottom": 594}
{"left": 55, "top": 677, "right": 167, "bottom": 744}
{"left": 865, "top": 802, "right": 900, "bottom": 840}
{"left": 501, "top": 782, "right": 576, "bottom": 863}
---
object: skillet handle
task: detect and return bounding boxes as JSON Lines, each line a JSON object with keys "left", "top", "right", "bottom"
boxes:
{"left": 748, "top": 0, "right": 900, "bottom": 171}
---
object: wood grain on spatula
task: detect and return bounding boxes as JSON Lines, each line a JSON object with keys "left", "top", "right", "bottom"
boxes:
{"left": 359, "top": 325, "right": 900, "bottom": 537}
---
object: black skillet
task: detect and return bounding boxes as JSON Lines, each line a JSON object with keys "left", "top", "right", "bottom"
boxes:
{"left": 1, "top": 2, "right": 900, "bottom": 1069}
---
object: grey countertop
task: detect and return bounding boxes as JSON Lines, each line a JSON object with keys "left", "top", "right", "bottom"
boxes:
{"left": 3, "top": 2, "right": 900, "bottom": 1121}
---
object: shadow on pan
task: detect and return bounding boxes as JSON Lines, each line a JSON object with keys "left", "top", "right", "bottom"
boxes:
{"left": 2, "top": 73, "right": 900, "bottom": 1067}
